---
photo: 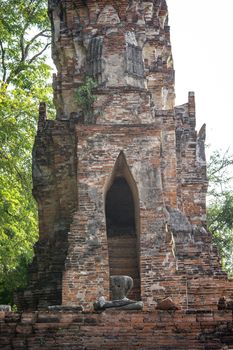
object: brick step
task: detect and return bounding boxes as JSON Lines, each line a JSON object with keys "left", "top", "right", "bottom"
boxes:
{"left": 109, "top": 257, "right": 138, "bottom": 266}
{"left": 108, "top": 246, "right": 137, "bottom": 252}
{"left": 107, "top": 235, "right": 137, "bottom": 241}
{"left": 108, "top": 249, "right": 138, "bottom": 258}
{"left": 108, "top": 237, "right": 138, "bottom": 257}
{"left": 108, "top": 253, "right": 137, "bottom": 260}
{"left": 109, "top": 259, "right": 139, "bottom": 269}
{"left": 108, "top": 233, "right": 140, "bottom": 299}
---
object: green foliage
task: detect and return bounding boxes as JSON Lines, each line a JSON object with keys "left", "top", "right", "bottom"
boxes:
{"left": 75, "top": 77, "right": 97, "bottom": 123}
{"left": 207, "top": 150, "right": 233, "bottom": 276}
{"left": 0, "top": 0, "right": 54, "bottom": 304}
{"left": 0, "top": 0, "right": 50, "bottom": 86}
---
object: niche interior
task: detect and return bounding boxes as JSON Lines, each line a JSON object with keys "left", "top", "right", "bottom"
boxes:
{"left": 105, "top": 152, "right": 141, "bottom": 300}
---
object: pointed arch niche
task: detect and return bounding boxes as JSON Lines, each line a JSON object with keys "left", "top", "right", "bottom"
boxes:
{"left": 105, "top": 152, "right": 141, "bottom": 300}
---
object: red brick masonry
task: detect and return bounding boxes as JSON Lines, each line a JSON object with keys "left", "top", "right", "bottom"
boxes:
{"left": 1, "top": 309, "right": 233, "bottom": 350}
{"left": 10, "top": 1, "right": 233, "bottom": 348}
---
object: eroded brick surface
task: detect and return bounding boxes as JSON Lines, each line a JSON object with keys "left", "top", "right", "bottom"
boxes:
{"left": 1, "top": 310, "right": 233, "bottom": 350}
{"left": 11, "top": 1, "right": 233, "bottom": 348}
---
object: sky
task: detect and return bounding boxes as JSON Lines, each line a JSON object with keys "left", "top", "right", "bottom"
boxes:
{"left": 166, "top": 0, "right": 233, "bottom": 156}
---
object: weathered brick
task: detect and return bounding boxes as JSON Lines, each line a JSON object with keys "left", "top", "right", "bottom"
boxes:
{"left": 9, "top": 1, "right": 233, "bottom": 349}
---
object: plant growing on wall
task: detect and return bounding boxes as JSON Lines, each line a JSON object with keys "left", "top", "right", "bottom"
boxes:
{"left": 75, "top": 77, "right": 97, "bottom": 124}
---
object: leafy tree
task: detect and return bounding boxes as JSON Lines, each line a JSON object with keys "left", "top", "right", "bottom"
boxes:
{"left": 0, "top": 0, "right": 54, "bottom": 304}
{"left": 207, "top": 149, "right": 233, "bottom": 276}
{"left": 0, "top": 0, "right": 50, "bottom": 86}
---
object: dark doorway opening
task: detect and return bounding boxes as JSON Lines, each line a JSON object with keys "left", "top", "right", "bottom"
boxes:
{"left": 106, "top": 173, "right": 140, "bottom": 300}
{"left": 106, "top": 177, "right": 135, "bottom": 236}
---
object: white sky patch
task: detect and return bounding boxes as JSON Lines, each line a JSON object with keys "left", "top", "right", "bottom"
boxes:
{"left": 167, "top": 0, "right": 233, "bottom": 157}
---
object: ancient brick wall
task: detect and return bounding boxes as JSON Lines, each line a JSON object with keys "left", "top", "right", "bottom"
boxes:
{"left": 1, "top": 309, "right": 233, "bottom": 350}
{"left": 49, "top": 0, "right": 175, "bottom": 119}
{"left": 175, "top": 93, "right": 207, "bottom": 226}
{"left": 7, "top": 1, "right": 233, "bottom": 350}
{"left": 16, "top": 104, "right": 78, "bottom": 310}
{"left": 15, "top": 0, "right": 233, "bottom": 329}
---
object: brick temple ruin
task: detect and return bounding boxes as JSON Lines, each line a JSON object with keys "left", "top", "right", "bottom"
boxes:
{"left": 1, "top": 1, "right": 233, "bottom": 349}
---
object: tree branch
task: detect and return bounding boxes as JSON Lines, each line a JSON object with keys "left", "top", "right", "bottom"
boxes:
{"left": 0, "top": 40, "right": 7, "bottom": 83}
{"left": 24, "top": 30, "right": 51, "bottom": 62}
{"left": 5, "top": 40, "right": 51, "bottom": 85}
{"left": 20, "top": 34, "right": 25, "bottom": 62}
{"left": 208, "top": 150, "right": 233, "bottom": 179}
{"left": 28, "top": 42, "right": 51, "bottom": 64}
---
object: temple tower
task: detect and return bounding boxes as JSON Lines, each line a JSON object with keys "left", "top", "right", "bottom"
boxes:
{"left": 16, "top": 0, "right": 231, "bottom": 312}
